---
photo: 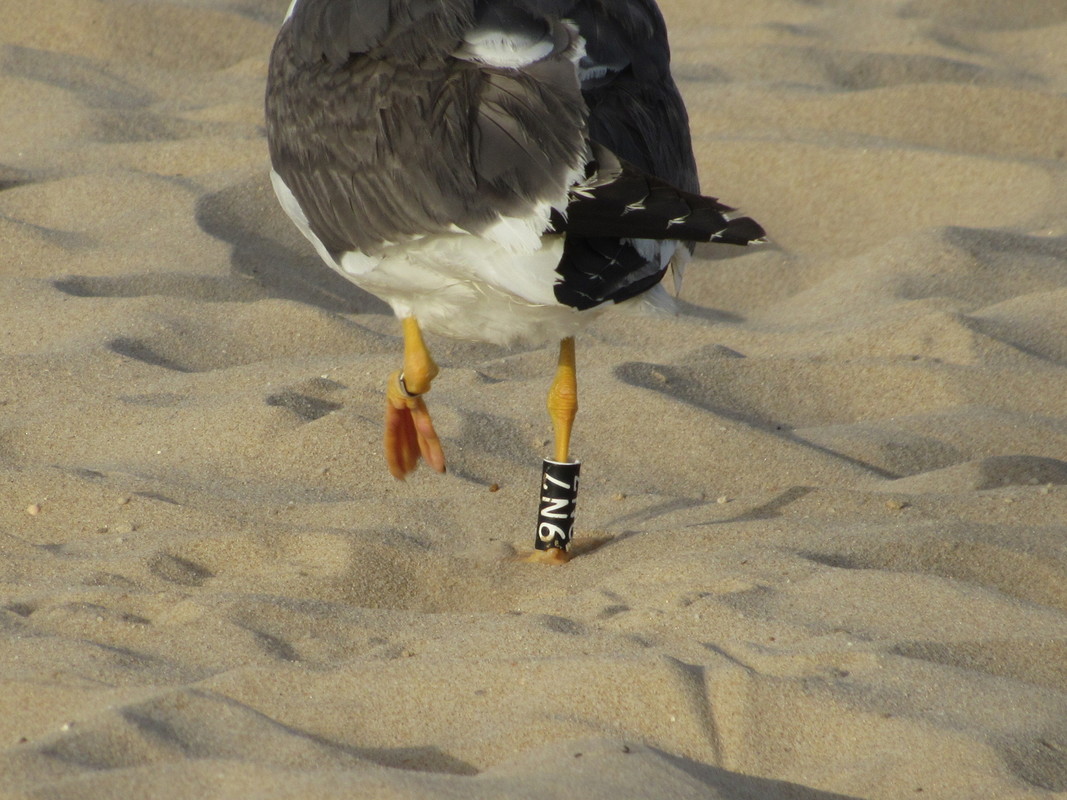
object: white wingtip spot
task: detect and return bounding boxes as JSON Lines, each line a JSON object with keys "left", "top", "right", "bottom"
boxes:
{"left": 456, "top": 28, "right": 555, "bottom": 68}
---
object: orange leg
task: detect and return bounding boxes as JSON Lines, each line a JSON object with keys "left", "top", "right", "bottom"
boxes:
{"left": 547, "top": 337, "right": 577, "bottom": 463}
{"left": 527, "top": 337, "right": 578, "bottom": 564}
{"left": 384, "top": 317, "right": 446, "bottom": 479}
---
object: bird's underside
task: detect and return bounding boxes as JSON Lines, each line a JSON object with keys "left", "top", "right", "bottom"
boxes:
{"left": 266, "top": 0, "right": 763, "bottom": 325}
{"left": 265, "top": 0, "right": 765, "bottom": 552}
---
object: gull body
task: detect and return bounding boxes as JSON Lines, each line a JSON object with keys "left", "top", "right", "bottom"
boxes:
{"left": 265, "top": 0, "right": 764, "bottom": 509}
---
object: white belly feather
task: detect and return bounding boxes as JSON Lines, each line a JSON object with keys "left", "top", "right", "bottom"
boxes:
{"left": 271, "top": 169, "right": 601, "bottom": 346}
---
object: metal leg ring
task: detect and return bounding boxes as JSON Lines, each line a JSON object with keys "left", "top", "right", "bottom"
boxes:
{"left": 397, "top": 371, "right": 418, "bottom": 398}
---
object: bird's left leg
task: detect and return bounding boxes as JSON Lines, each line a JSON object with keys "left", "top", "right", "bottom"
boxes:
{"left": 547, "top": 336, "right": 578, "bottom": 464}
{"left": 528, "top": 337, "right": 579, "bottom": 564}
{"left": 384, "top": 317, "right": 446, "bottom": 479}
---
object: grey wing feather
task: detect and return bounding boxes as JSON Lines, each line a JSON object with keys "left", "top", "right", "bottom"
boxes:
{"left": 266, "top": 0, "right": 588, "bottom": 256}
{"left": 266, "top": 0, "right": 761, "bottom": 315}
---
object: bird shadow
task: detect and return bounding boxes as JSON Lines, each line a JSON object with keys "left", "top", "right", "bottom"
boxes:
{"left": 615, "top": 361, "right": 898, "bottom": 480}
{"left": 194, "top": 176, "right": 390, "bottom": 316}
{"left": 674, "top": 297, "right": 744, "bottom": 323}
{"left": 651, "top": 746, "right": 863, "bottom": 799}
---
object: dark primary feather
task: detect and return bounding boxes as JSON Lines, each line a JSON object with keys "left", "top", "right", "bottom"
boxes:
{"left": 554, "top": 237, "right": 664, "bottom": 310}
{"left": 568, "top": 0, "right": 699, "bottom": 192}
{"left": 553, "top": 143, "right": 760, "bottom": 244}
{"left": 266, "top": 0, "right": 763, "bottom": 309}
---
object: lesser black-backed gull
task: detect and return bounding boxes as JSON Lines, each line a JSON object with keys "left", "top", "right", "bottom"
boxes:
{"left": 265, "top": 0, "right": 764, "bottom": 559}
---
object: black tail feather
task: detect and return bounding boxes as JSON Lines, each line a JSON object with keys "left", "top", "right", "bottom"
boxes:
{"left": 713, "top": 215, "right": 766, "bottom": 245}
{"left": 554, "top": 143, "right": 765, "bottom": 245}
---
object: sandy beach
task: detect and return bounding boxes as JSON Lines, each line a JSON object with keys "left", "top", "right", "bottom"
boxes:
{"left": 2, "top": 0, "right": 1066, "bottom": 797}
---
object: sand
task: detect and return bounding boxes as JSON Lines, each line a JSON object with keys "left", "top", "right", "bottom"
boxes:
{"left": 1, "top": 0, "right": 1066, "bottom": 797}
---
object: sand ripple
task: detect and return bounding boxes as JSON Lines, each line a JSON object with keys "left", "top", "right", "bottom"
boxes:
{"left": 1, "top": 1, "right": 1066, "bottom": 798}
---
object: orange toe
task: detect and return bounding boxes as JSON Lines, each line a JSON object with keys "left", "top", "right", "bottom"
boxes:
{"left": 384, "top": 371, "right": 446, "bottom": 479}
{"left": 409, "top": 399, "right": 445, "bottom": 473}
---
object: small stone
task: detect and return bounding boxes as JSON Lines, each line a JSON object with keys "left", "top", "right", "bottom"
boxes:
{"left": 716, "top": 496, "right": 729, "bottom": 505}
{"left": 26, "top": 504, "right": 41, "bottom": 516}
{"left": 612, "top": 493, "right": 626, "bottom": 501}
{"left": 117, "top": 496, "right": 131, "bottom": 506}
{"left": 885, "top": 499, "right": 908, "bottom": 511}
{"left": 488, "top": 483, "right": 500, "bottom": 493}
{"left": 60, "top": 722, "right": 73, "bottom": 732}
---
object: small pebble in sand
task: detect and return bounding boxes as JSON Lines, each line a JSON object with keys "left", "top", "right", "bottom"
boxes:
{"left": 60, "top": 722, "right": 73, "bottom": 732}
{"left": 26, "top": 503, "right": 41, "bottom": 516}
{"left": 885, "top": 499, "right": 909, "bottom": 511}
{"left": 716, "top": 496, "right": 729, "bottom": 505}
{"left": 117, "top": 496, "right": 131, "bottom": 506}
{"left": 488, "top": 483, "right": 500, "bottom": 492}
{"left": 613, "top": 493, "right": 626, "bottom": 501}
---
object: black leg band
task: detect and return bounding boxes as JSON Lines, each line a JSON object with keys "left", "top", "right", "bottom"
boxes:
{"left": 535, "top": 459, "right": 580, "bottom": 551}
